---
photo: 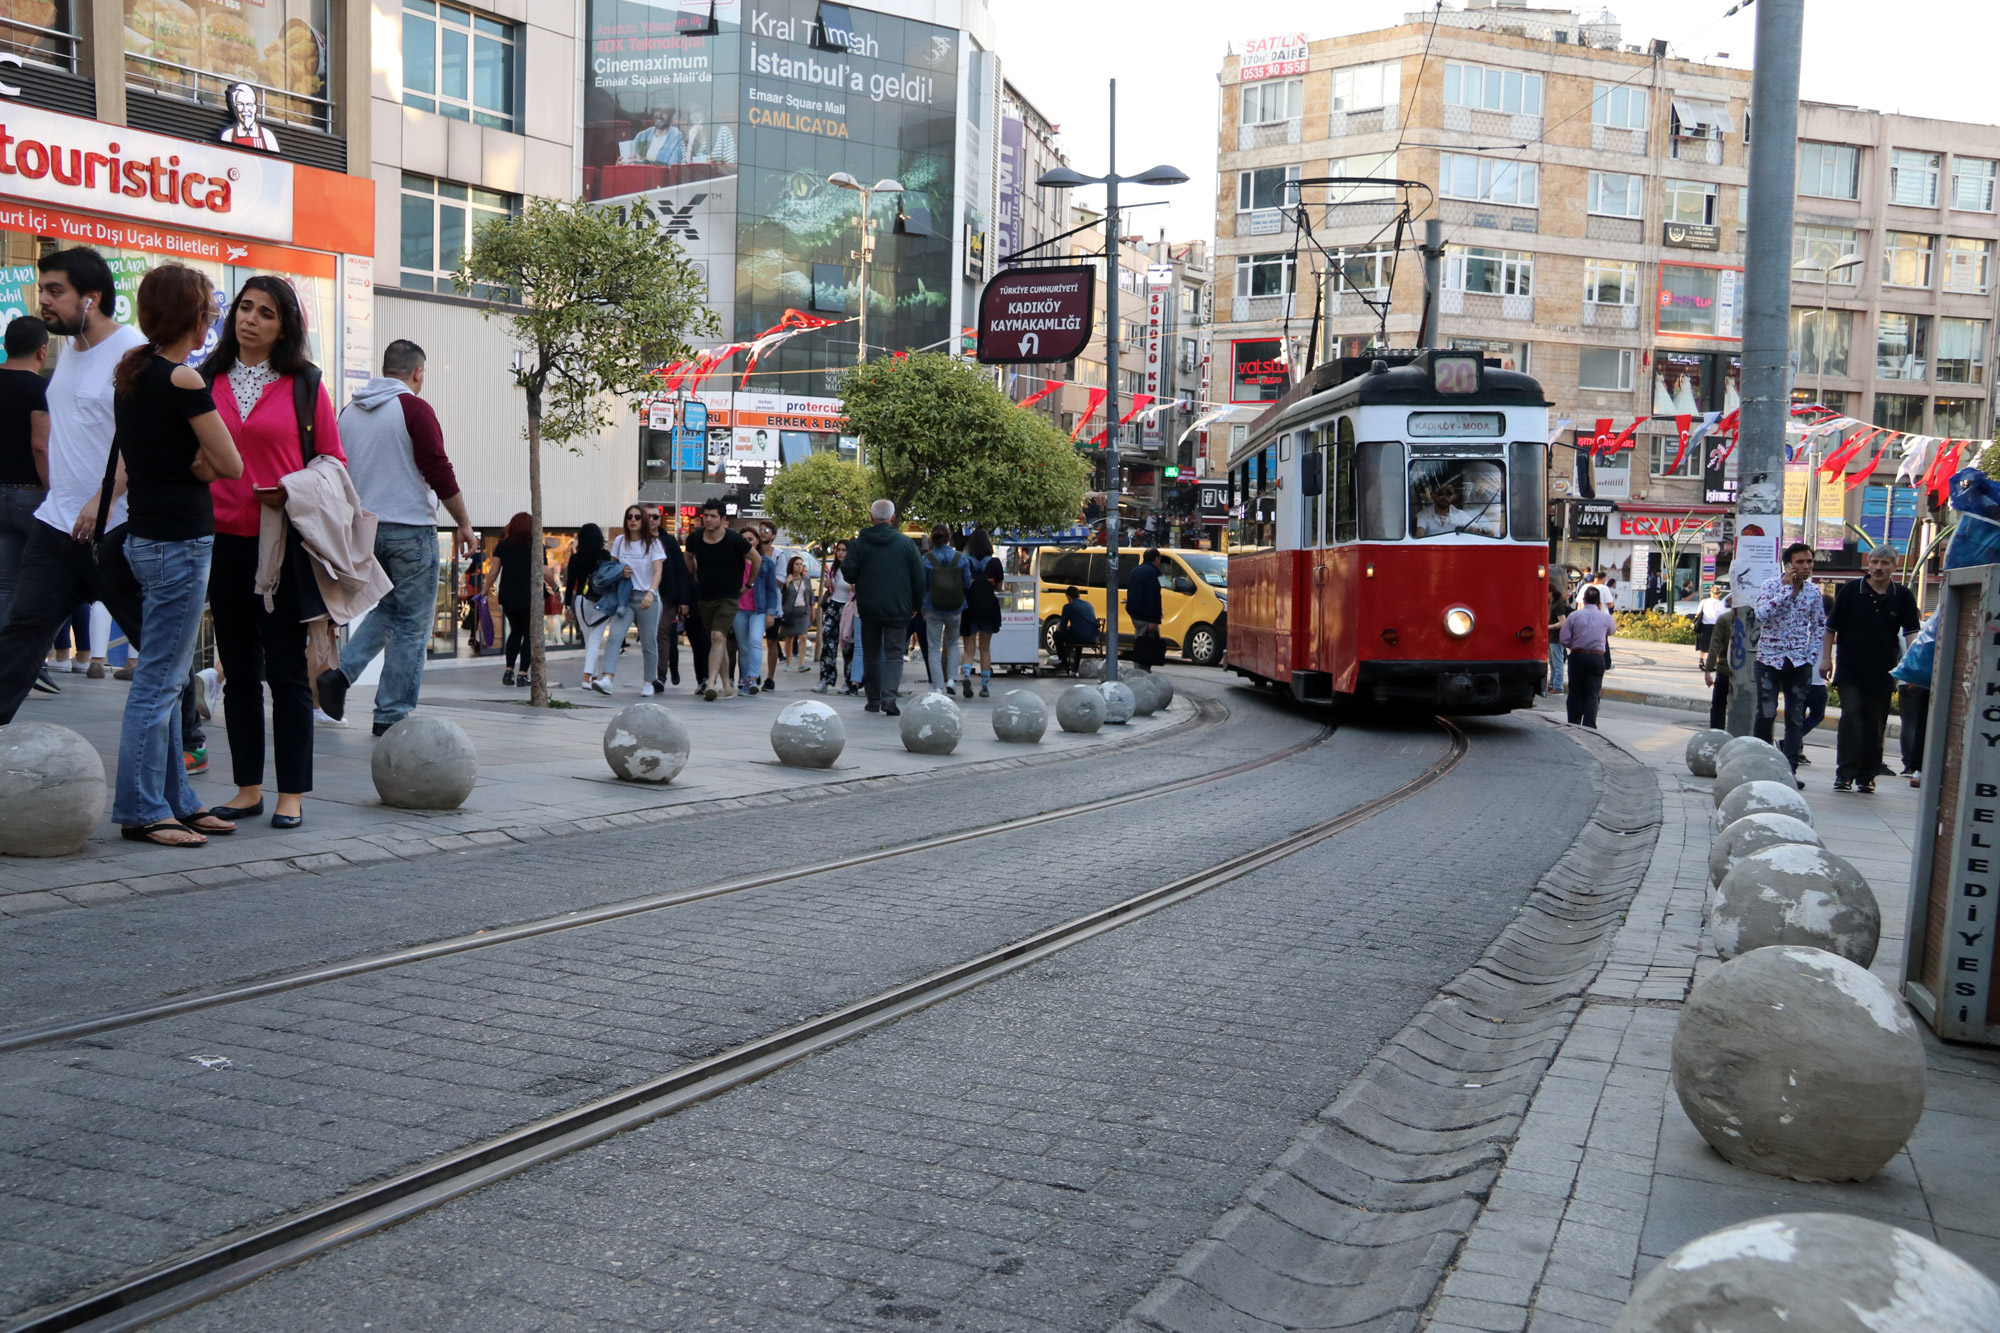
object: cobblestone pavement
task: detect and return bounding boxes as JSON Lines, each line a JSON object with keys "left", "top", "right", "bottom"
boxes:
{"left": 64, "top": 708, "right": 1608, "bottom": 1332}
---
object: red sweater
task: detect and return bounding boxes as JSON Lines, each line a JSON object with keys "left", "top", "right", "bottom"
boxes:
{"left": 210, "top": 369, "right": 346, "bottom": 538}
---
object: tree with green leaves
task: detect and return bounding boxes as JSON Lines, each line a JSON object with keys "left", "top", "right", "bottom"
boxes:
{"left": 838, "top": 353, "right": 1088, "bottom": 532}
{"left": 458, "top": 196, "right": 717, "bottom": 705}
{"left": 1649, "top": 510, "right": 1718, "bottom": 615}
{"left": 763, "top": 451, "right": 878, "bottom": 554}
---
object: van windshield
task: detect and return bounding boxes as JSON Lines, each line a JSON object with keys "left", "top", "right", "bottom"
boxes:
{"left": 1178, "top": 552, "right": 1228, "bottom": 587}
{"left": 1410, "top": 458, "right": 1506, "bottom": 538}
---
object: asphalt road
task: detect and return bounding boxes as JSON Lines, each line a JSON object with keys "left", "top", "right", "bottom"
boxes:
{"left": 0, "top": 673, "right": 1604, "bottom": 1331}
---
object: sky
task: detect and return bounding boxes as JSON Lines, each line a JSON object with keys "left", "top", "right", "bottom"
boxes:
{"left": 987, "top": 0, "right": 1999, "bottom": 244}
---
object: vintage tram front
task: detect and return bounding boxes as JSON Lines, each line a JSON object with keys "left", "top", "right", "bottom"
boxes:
{"left": 1225, "top": 349, "right": 1551, "bottom": 714}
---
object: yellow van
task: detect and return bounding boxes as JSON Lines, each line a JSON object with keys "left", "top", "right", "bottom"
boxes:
{"left": 1033, "top": 546, "right": 1229, "bottom": 666}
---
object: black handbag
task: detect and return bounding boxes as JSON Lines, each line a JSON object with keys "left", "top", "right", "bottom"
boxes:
{"left": 86, "top": 434, "right": 141, "bottom": 605}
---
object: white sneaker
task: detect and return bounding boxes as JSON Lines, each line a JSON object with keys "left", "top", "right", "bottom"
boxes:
{"left": 194, "top": 667, "right": 218, "bottom": 719}
{"left": 640, "top": 682, "right": 656, "bottom": 697}
{"left": 591, "top": 676, "right": 614, "bottom": 696}
{"left": 314, "top": 708, "right": 347, "bottom": 727}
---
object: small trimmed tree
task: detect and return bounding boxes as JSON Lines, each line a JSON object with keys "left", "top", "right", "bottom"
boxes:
{"left": 838, "top": 352, "right": 1088, "bottom": 532}
{"left": 764, "top": 451, "right": 878, "bottom": 554}
{"left": 459, "top": 197, "right": 717, "bottom": 705}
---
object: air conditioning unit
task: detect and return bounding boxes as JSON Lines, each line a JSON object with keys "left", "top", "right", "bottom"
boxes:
{"left": 1648, "top": 37, "right": 1669, "bottom": 57}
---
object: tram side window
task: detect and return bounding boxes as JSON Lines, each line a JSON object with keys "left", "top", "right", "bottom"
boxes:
{"left": 1300, "top": 426, "right": 1324, "bottom": 547}
{"left": 1356, "top": 441, "right": 1406, "bottom": 540}
{"left": 1333, "top": 417, "right": 1358, "bottom": 543}
{"left": 1509, "top": 442, "right": 1549, "bottom": 540}
{"left": 1411, "top": 458, "right": 1507, "bottom": 538}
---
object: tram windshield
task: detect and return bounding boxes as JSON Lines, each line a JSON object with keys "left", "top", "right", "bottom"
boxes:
{"left": 1410, "top": 459, "right": 1507, "bottom": 539}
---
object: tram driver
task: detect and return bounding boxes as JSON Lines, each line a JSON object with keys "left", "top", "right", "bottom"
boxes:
{"left": 1411, "top": 461, "right": 1505, "bottom": 538}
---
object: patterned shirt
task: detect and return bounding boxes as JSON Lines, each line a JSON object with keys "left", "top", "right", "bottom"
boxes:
{"left": 226, "top": 359, "right": 279, "bottom": 421}
{"left": 1754, "top": 575, "right": 1828, "bottom": 669}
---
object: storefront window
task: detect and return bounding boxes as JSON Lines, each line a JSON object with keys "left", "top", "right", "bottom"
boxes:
{"left": 404, "top": 0, "right": 519, "bottom": 131}
{"left": 1654, "top": 352, "right": 1705, "bottom": 415}
{"left": 1658, "top": 264, "right": 1739, "bottom": 338}
{"left": 124, "top": 0, "right": 333, "bottom": 131}
{"left": 1934, "top": 398, "right": 1983, "bottom": 437}
{"left": 400, "top": 172, "right": 517, "bottom": 294}
{"left": 0, "top": 0, "right": 76, "bottom": 71}
{"left": 1873, "top": 393, "right": 1925, "bottom": 434}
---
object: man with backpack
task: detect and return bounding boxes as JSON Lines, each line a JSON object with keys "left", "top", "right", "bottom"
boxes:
{"left": 920, "top": 524, "right": 974, "bottom": 694}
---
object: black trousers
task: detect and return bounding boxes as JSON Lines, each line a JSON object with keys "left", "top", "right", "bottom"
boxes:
{"left": 0, "top": 521, "right": 145, "bottom": 725}
{"left": 1835, "top": 687, "right": 1893, "bottom": 784}
{"left": 500, "top": 600, "right": 530, "bottom": 671}
{"left": 1708, "top": 674, "right": 1730, "bottom": 730}
{"left": 209, "top": 532, "right": 315, "bottom": 794}
{"left": 685, "top": 604, "right": 710, "bottom": 685}
{"left": 1901, "top": 685, "right": 1930, "bottom": 773}
{"left": 1566, "top": 649, "right": 1606, "bottom": 728}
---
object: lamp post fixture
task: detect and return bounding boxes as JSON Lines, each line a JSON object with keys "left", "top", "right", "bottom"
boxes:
{"left": 1036, "top": 80, "right": 1187, "bottom": 682}
{"left": 1793, "top": 252, "right": 1862, "bottom": 551}
{"left": 829, "top": 171, "right": 903, "bottom": 470}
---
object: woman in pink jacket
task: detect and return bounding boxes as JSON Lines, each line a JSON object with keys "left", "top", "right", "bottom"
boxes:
{"left": 200, "top": 277, "right": 345, "bottom": 831}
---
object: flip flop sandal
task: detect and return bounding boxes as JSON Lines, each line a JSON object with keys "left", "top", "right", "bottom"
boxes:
{"left": 180, "top": 814, "right": 237, "bottom": 836}
{"left": 121, "top": 821, "right": 207, "bottom": 847}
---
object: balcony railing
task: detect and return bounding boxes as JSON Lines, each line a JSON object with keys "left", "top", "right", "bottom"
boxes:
{"left": 126, "top": 54, "right": 334, "bottom": 133}
{"left": 1442, "top": 290, "right": 1534, "bottom": 322}
{"left": 1439, "top": 200, "right": 1539, "bottom": 234}
{"left": 1590, "top": 124, "right": 1647, "bottom": 155}
{"left": 1329, "top": 105, "right": 1397, "bottom": 138}
{"left": 1443, "top": 104, "right": 1543, "bottom": 140}
{"left": 1582, "top": 300, "right": 1640, "bottom": 329}
{"left": 1238, "top": 119, "right": 1301, "bottom": 151}
{"left": 1586, "top": 215, "right": 1643, "bottom": 244}
{"left": 1327, "top": 289, "right": 1388, "bottom": 317}
{"left": 1671, "top": 134, "right": 1725, "bottom": 165}
{"left": 0, "top": 17, "right": 76, "bottom": 73}
{"left": 1232, "top": 293, "right": 1297, "bottom": 323}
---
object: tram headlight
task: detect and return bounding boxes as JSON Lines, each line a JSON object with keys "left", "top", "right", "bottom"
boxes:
{"left": 1444, "top": 606, "right": 1475, "bottom": 639}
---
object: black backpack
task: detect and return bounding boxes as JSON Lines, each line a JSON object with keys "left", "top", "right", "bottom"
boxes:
{"left": 929, "top": 550, "right": 965, "bottom": 612}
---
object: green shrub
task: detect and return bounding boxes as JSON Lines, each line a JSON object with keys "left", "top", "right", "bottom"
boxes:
{"left": 1613, "top": 609, "right": 1697, "bottom": 644}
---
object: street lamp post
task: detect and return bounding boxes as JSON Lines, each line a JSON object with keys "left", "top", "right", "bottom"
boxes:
{"left": 1036, "top": 80, "right": 1186, "bottom": 682}
{"left": 1793, "top": 252, "right": 1862, "bottom": 553}
{"left": 829, "top": 171, "right": 904, "bottom": 468}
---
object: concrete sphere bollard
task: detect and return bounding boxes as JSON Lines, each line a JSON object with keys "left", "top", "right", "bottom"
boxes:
{"left": 372, "top": 715, "right": 477, "bottom": 809}
{"left": 1717, "top": 734, "right": 1786, "bottom": 772}
{"left": 0, "top": 722, "right": 105, "bottom": 857}
{"left": 1685, "top": 728, "right": 1731, "bottom": 777}
{"left": 1125, "top": 670, "right": 1162, "bottom": 717}
{"left": 1077, "top": 658, "right": 1104, "bottom": 680}
{"left": 1612, "top": 1212, "right": 2000, "bottom": 1333}
{"left": 1099, "top": 680, "right": 1136, "bottom": 725}
{"left": 602, "top": 702, "right": 691, "bottom": 783}
{"left": 1715, "top": 779, "right": 1813, "bottom": 833}
{"left": 898, "top": 690, "right": 962, "bottom": 755}
{"left": 1710, "top": 812, "right": 1823, "bottom": 888}
{"left": 991, "top": 690, "right": 1048, "bottom": 743}
{"left": 1150, "top": 671, "right": 1175, "bottom": 709}
{"left": 769, "top": 700, "right": 844, "bottom": 769}
{"left": 1056, "top": 683, "right": 1105, "bottom": 733}
{"left": 1671, "top": 945, "right": 1925, "bottom": 1182}
{"left": 1713, "top": 844, "right": 1880, "bottom": 967}
{"left": 1714, "top": 751, "right": 1801, "bottom": 807}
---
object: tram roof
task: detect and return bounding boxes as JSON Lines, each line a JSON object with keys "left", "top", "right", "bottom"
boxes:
{"left": 1228, "top": 350, "right": 1550, "bottom": 468}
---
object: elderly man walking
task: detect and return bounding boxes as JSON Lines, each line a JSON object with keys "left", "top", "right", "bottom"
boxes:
{"left": 842, "top": 499, "right": 925, "bottom": 716}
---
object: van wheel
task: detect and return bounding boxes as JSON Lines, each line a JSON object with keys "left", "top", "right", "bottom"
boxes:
{"left": 1041, "top": 616, "right": 1063, "bottom": 654}
{"left": 1184, "top": 624, "right": 1221, "bottom": 666}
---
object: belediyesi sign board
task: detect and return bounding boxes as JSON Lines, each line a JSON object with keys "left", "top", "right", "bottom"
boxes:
{"left": 975, "top": 265, "right": 1095, "bottom": 364}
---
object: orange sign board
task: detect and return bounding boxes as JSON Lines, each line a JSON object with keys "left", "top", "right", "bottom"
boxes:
{"left": 0, "top": 200, "right": 337, "bottom": 277}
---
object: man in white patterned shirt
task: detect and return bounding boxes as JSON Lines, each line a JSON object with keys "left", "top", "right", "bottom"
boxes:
{"left": 1753, "top": 541, "right": 1827, "bottom": 779}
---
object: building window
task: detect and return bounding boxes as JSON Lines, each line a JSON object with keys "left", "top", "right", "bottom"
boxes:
{"left": 1237, "top": 165, "right": 1300, "bottom": 212}
{"left": 1873, "top": 394, "right": 1924, "bottom": 434}
{"left": 1669, "top": 98, "right": 1729, "bottom": 140}
{"left": 4, "top": 0, "right": 76, "bottom": 71}
{"left": 1241, "top": 78, "right": 1302, "bottom": 126}
{"left": 1937, "top": 318, "right": 1987, "bottom": 385}
{"left": 1945, "top": 236, "right": 1993, "bottom": 294}
{"left": 1178, "top": 286, "right": 1198, "bottom": 316}
{"left": 1663, "top": 179, "right": 1718, "bottom": 226}
{"left": 404, "top": 0, "right": 518, "bottom": 130}
{"left": 1951, "top": 157, "right": 1997, "bottom": 212}
{"left": 1591, "top": 84, "right": 1647, "bottom": 129}
{"left": 1444, "top": 246, "right": 1533, "bottom": 297}
{"left": 1578, "top": 346, "right": 1635, "bottom": 392}
{"left": 1792, "top": 224, "right": 1860, "bottom": 280}
{"left": 124, "top": 0, "right": 332, "bottom": 129}
{"left": 1588, "top": 172, "right": 1644, "bottom": 218}
{"left": 1797, "top": 142, "right": 1859, "bottom": 200}
{"left": 1443, "top": 62, "right": 1543, "bottom": 115}
{"left": 1649, "top": 436, "right": 1702, "bottom": 477}
{"left": 1336, "top": 247, "right": 1394, "bottom": 293}
{"left": 1234, "top": 253, "right": 1296, "bottom": 298}
{"left": 1877, "top": 311, "right": 1930, "bottom": 381}
{"left": 1330, "top": 61, "right": 1399, "bottom": 111}
{"left": 1884, "top": 233, "right": 1935, "bottom": 288}
{"left": 1584, "top": 258, "right": 1639, "bottom": 306}
{"left": 1934, "top": 397, "right": 1984, "bottom": 437}
{"left": 401, "top": 173, "right": 518, "bottom": 294}
{"left": 1790, "top": 307, "right": 1852, "bottom": 378}
{"left": 1439, "top": 154, "right": 1538, "bottom": 207}
{"left": 1658, "top": 264, "right": 1736, "bottom": 338}
{"left": 1890, "top": 149, "right": 1941, "bottom": 208}
{"left": 1326, "top": 153, "right": 1399, "bottom": 203}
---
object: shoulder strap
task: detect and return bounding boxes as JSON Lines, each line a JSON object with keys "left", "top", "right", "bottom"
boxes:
{"left": 94, "top": 433, "right": 120, "bottom": 539}
{"left": 293, "top": 364, "right": 322, "bottom": 464}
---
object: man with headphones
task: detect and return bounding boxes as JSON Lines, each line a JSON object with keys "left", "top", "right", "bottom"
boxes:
{"left": 0, "top": 246, "right": 149, "bottom": 724}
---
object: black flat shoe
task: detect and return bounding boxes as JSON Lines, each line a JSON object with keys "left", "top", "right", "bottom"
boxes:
{"left": 270, "top": 812, "right": 303, "bottom": 830}
{"left": 209, "top": 800, "right": 264, "bottom": 820}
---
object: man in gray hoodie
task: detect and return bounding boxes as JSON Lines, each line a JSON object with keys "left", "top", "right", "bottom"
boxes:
{"left": 315, "top": 340, "right": 473, "bottom": 735}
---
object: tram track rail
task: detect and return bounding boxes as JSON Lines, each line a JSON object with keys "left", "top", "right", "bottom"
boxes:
{"left": 8, "top": 717, "right": 1468, "bottom": 1333}
{"left": 2, "top": 698, "right": 1319, "bottom": 1056}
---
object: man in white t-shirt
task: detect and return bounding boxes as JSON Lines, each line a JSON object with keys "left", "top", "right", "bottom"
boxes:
{"left": 0, "top": 248, "right": 149, "bottom": 724}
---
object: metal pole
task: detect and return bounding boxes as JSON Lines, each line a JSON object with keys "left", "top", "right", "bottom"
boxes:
{"left": 1725, "top": 0, "right": 1803, "bottom": 735}
{"left": 673, "top": 390, "right": 683, "bottom": 543}
{"left": 1103, "top": 78, "right": 1123, "bottom": 683}
{"left": 855, "top": 186, "right": 870, "bottom": 470}
{"left": 1419, "top": 219, "right": 1443, "bottom": 349}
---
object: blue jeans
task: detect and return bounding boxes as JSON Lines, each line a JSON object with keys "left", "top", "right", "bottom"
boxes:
{"left": 113, "top": 536, "right": 211, "bottom": 826}
{"left": 733, "top": 608, "right": 764, "bottom": 687}
{"left": 337, "top": 523, "right": 439, "bottom": 728}
{"left": 601, "top": 594, "right": 661, "bottom": 683}
{"left": 925, "top": 611, "right": 962, "bottom": 688}
{"left": 1547, "top": 640, "right": 1565, "bottom": 692}
{"left": 1754, "top": 661, "right": 1814, "bottom": 770}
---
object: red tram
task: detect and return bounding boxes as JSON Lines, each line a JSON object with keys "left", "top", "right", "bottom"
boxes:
{"left": 1224, "top": 349, "right": 1551, "bottom": 713}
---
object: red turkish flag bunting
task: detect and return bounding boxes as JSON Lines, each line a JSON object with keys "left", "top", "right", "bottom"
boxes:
{"left": 1017, "top": 384, "right": 1061, "bottom": 409}
{"left": 1069, "top": 388, "right": 1108, "bottom": 441}
{"left": 1669, "top": 414, "right": 1693, "bottom": 473}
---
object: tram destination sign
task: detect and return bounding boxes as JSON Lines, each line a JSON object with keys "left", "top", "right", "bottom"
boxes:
{"left": 976, "top": 265, "right": 1095, "bottom": 364}
{"left": 1407, "top": 411, "right": 1505, "bottom": 438}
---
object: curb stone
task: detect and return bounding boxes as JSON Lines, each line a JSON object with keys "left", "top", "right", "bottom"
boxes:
{"left": 1114, "top": 723, "right": 1661, "bottom": 1333}
{"left": 0, "top": 690, "right": 1217, "bottom": 921}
